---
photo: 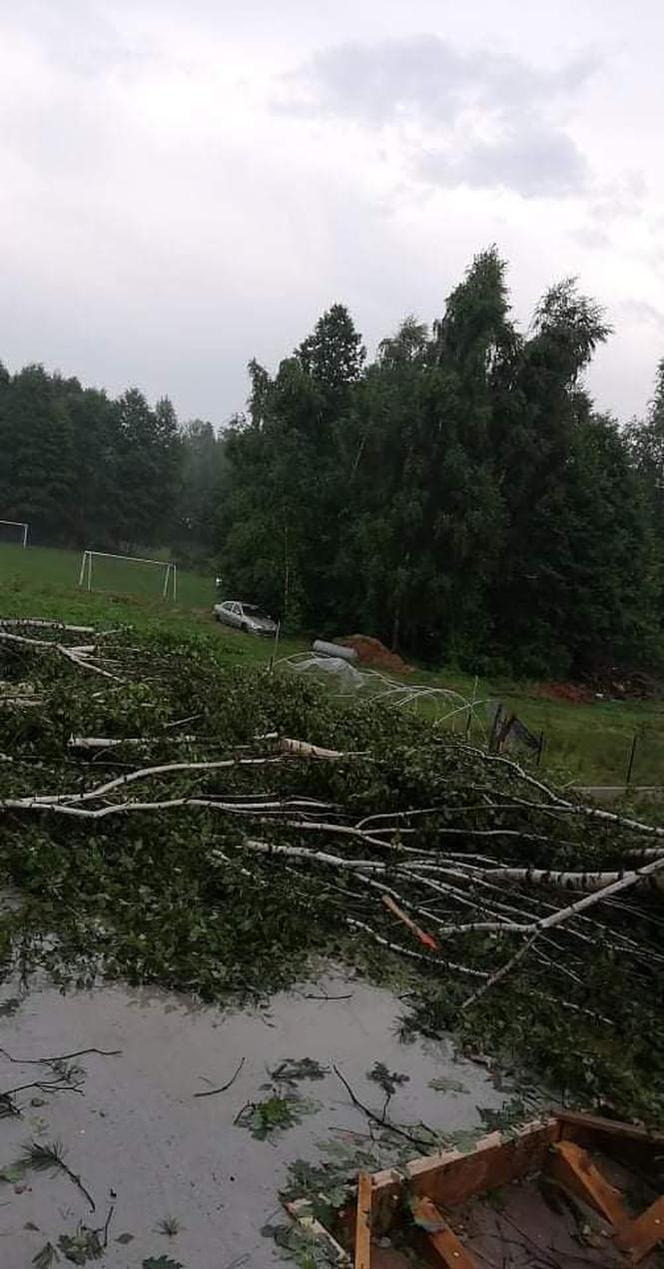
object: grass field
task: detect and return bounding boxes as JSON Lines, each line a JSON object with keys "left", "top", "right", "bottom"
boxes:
{"left": 2, "top": 542, "right": 664, "bottom": 787}
{"left": 0, "top": 541, "right": 304, "bottom": 665}
{"left": 0, "top": 542, "right": 214, "bottom": 607}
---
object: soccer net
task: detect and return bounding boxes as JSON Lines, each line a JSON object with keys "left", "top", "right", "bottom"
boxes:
{"left": 0, "top": 520, "right": 29, "bottom": 548}
{"left": 78, "top": 551, "right": 177, "bottom": 601}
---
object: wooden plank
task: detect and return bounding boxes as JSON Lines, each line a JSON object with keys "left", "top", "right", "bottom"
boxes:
{"left": 371, "top": 1119, "right": 559, "bottom": 1232}
{"left": 411, "top": 1196, "right": 478, "bottom": 1269}
{"left": 557, "top": 1110, "right": 664, "bottom": 1175}
{"left": 557, "top": 1110, "right": 664, "bottom": 1150}
{"left": 614, "top": 1195, "right": 664, "bottom": 1263}
{"left": 285, "top": 1198, "right": 351, "bottom": 1265}
{"left": 355, "top": 1171, "right": 372, "bottom": 1269}
{"left": 547, "top": 1140, "right": 629, "bottom": 1227}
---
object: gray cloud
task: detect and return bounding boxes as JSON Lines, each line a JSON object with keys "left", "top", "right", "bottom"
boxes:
{"left": 277, "top": 34, "right": 597, "bottom": 126}
{"left": 419, "top": 126, "right": 588, "bottom": 198}
{"left": 276, "top": 34, "right": 596, "bottom": 198}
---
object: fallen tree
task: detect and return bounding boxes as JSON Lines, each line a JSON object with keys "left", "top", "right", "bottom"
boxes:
{"left": 0, "top": 619, "right": 663, "bottom": 1123}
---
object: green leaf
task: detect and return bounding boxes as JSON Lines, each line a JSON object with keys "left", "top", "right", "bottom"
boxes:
{"left": 0, "top": 1163, "right": 25, "bottom": 1183}
{"left": 427, "top": 1076, "right": 469, "bottom": 1095}
{"left": 367, "top": 1062, "right": 409, "bottom": 1098}
{"left": 57, "top": 1226, "right": 104, "bottom": 1264}
{"left": 236, "top": 1093, "right": 318, "bottom": 1141}
{"left": 270, "top": 1057, "right": 328, "bottom": 1084}
{"left": 142, "top": 1258, "right": 185, "bottom": 1269}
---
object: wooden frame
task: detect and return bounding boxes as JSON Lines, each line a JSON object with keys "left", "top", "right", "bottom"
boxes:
{"left": 285, "top": 1111, "right": 664, "bottom": 1268}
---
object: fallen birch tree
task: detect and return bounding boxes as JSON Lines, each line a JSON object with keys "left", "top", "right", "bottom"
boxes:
{"left": 0, "top": 618, "right": 663, "bottom": 1122}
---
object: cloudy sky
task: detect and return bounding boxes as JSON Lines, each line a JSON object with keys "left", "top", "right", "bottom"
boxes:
{"left": 1, "top": 0, "right": 662, "bottom": 427}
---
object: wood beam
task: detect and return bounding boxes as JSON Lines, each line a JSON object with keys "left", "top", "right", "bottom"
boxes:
{"left": 547, "top": 1140, "right": 629, "bottom": 1227}
{"left": 411, "top": 1196, "right": 478, "bottom": 1268}
{"left": 355, "top": 1171, "right": 372, "bottom": 1269}
{"left": 371, "top": 1119, "right": 559, "bottom": 1232}
{"left": 614, "top": 1196, "right": 664, "bottom": 1263}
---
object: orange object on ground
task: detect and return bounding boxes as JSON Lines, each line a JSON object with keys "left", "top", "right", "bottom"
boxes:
{"left": 338, "top": 635, "right": 412, "bottom": 675}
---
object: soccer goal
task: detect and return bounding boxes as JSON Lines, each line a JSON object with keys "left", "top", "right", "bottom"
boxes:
{"left": 78, "top": 550, "right": 178, "bottom": 601}
{"left": 0, "top": 520, "right": 29, "bottom": 548}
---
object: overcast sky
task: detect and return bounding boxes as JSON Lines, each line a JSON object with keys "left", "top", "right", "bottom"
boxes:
{"left": 1, "top": 0, "right": 663, "bottom": 427}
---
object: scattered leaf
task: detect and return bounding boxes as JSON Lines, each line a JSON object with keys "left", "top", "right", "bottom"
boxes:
{"left": 156, "top": 1216, "right": 181, "bottom": 1237}
{"left": 32, "top": 1244, "right": 60, "bottom": 1268}
{"left": 367, "top": 1062, "right": 409, "bottom": 1099}
{"left": 58, "top": 1226, "right": 104, "bottom": 1264}
{"left": 270, "top": 1058, "right": 328, "bottom": 1084}
{"left": 142, "top": 1257, "right": 185, "bottom": 1269}
{"left": 427, "top": 1076, "right": 469, "bottom": 1095}
{"left": 0, "top": 1163, "right": 25, "bottom": 1183}
{"left": 236, "top": 1093, "right": 318, "bottom": 1140}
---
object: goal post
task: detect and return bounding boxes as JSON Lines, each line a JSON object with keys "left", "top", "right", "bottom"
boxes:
{"left": 0, "top": 520, "right": 28, "bottom": 548}
{"left": 78, "top": 550, "right": 177, "bottom": 601}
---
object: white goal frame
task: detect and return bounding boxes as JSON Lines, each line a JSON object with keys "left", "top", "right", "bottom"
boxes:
{"left": 78, "top": 550, "right": 177, "bottom": 601}
{"left": 0, "top": 520, "right": 28, "bottom": 548}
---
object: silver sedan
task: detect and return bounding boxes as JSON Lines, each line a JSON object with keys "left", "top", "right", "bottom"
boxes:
{"left": 213, "top": 600, "right": 278, "bottom": 636}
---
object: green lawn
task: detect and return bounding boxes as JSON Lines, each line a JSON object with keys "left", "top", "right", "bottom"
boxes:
{"left": 417, "top": 666, "right": 664, "bottom": 788}
{"left": 0, "top": 542, "right": 305, "bottom": 667}
{"left": 0, "top": 542, "right": 214, "bottom": 607}
{"left": 2, "top": 541, "right": 664, "bottom": 787}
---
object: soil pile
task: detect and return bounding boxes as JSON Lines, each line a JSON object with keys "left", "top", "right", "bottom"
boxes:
{"left": 538, "top": 682, "right": 594, "bottom": 705}
{"left": 339, "top": 634, "right": 412, "bottom": 675}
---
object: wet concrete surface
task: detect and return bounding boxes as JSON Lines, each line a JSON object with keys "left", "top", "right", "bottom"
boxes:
{"left": 0, "top": 970, "right": 507, "bottom": 1268}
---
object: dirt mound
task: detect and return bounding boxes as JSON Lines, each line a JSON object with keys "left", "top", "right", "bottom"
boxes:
{"left": 539, "top": 671, "right": 664, "bottom": 704}
{"left": 538, "top": 682, "right": 594, "bottom": 705}
{"left": 338, "top": 634, "right": 412, "bottom": 675}
{"left": 585, "top": 669, "right": 664, "bottom": 701}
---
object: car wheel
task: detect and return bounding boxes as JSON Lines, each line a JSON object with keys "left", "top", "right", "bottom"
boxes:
{"left": 241, "top": 622, "right": 249, "bottom": 633}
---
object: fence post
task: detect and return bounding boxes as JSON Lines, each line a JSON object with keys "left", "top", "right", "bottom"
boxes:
{"left": 488, "top": 704, "right": 502, "bottom": 753}
{"left": 625, "top": 733, "right": 638, "bottom": 788}
{"left": 465, "top": 674, "right": 478, "bottom": 739}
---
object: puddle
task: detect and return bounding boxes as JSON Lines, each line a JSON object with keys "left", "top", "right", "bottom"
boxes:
{"left": 0, "top": 970, "right": 507, "bottom": 1268}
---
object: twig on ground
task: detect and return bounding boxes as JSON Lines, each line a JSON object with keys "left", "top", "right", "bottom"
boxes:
{"left": 0, "top": 1045, "right": 121, "bottom": 1066}
{"left": 21, "top": 1140, "right": 96, "bottom": 1211}
{"left": 332, "top": 1064, "right": 434, "bottom": 1150}
{"left": 101, "top": 1204, "right": 115, "bottom": 1247}
{"left": 194, "top": 1056, "right": 245, "bottom": 1098}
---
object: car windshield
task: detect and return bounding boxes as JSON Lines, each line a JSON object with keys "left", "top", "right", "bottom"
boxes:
{"left": 242, "top": 605, "right": 271, "bottom": 619}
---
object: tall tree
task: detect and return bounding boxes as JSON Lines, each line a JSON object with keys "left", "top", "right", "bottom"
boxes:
{"left": 114, "top": 390, "right": 180, "bottom": 548}
{"left": 65, "top": 387, "right": 122, "bottom": 548}
{"left": 490, "top": 279, "right": 614, "bottom": 673}
{"left": 0, "top": 365, "right": 75, "bottom": 543}
{"left": 219, "top": 306, "right": 367, "bottom": 626}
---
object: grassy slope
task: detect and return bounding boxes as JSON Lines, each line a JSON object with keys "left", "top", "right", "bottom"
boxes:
{"left": 2, "top": 542, "right": 664, "bottom": 785}
{"left": 411, "top": 664, "right": 664, "bottom": 788}
{"left": 0, "top": 543, "right": 304, "bottom": 665}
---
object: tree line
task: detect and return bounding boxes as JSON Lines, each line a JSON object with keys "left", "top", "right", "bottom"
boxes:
{"left": 1, "top": 247, "right": 664, "bottom": 676}
{"left": 0, "top": 364, "right": 226, "bottom": 567}
{"left": 219, "top": 249, "right": 664, "bottom": 677}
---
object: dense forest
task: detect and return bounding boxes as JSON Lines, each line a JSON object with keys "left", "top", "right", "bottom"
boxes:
{"left": 0, "top": 365, "right": 226, "bottom": 569}
{"left": 2, "top": 247, "right": 664, "bottom": 676}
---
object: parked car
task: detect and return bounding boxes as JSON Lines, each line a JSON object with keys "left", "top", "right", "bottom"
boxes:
{"left": 213, "top": 600, "right": 278, "bottom": 636}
